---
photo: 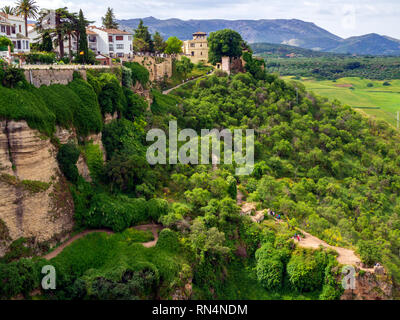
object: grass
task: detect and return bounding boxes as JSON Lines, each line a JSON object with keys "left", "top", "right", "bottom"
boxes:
{"left": 50, "top": 229, "right": 187, "bottom": 293}
{"left": 0, "top": 173, "right": 50, "bottom": 193}
{"left": 284, "top": 76, "right": 400, "bottom": 128}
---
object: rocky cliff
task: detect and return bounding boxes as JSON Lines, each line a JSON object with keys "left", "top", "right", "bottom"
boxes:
{"left": 341, "top": 265, "right": 396, "bottom": 300}
{"left": 0, "top": 120, "right": 75, "bottom": 256}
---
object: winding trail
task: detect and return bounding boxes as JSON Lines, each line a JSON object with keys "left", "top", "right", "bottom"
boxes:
{"left": 235, "top": 185, "right": 372, "bottom": 270}
{"left": 43, "top": 224, "right": 163, "bottom": 260}
{"left": 162, "top": 73, "right": 212, "bottom": 95}
{"left": 294, "top": 230, "right": 373, "bottom": 271}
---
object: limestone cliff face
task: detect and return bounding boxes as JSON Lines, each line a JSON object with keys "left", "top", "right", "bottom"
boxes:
{"left": 341, "top": 265, "right": 396, "bottom": 300}
{"left": 0, "top": 120, "right": 74, "bottom": 256}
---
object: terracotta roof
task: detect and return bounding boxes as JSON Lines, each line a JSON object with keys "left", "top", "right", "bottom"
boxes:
{"left": 89, "top": 26, "right": 131, "bottom": 35}
{"left": 86, "top": 29, "right": 98, "bottom": 35}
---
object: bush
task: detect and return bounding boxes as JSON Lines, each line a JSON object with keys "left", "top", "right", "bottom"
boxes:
{"left": 0, "top": 85, "right": 55, "bottom": 136}
{"left": 123, "top": 62, "right": 149, "bottom": 86}
{"left": 57, "top": 143, "right": 80, "bottom": 183}
{"left": 147, "top": 198, "right": 169, "bottom": 221}
{"left": 286, "top": 249, "right": 328, "bottom": 292}
{"left": 77, "top": 193, "right": 149, "bottom": 232}
{"left": 0, "top": 64, "right": 28, "bottom": 88}
{"left": 255, "top": 243, "right": 287, "bottom": 291}
{"left": 123, "top": 88, "right": 147, "bottom": 120}
{"left": 67, "top": 79, "right": 103, "bottom": 135}
{"left": 97, "top": 73, "right": 126, "bottom": 115}
{"left": 25, "top": 52, "right": 56, "bottom": 64}
{"left": 156, "top": 228, "right": 181, "bottom": 252}
{"left": 357, "top": 240, "right": 382, "bottom": 266}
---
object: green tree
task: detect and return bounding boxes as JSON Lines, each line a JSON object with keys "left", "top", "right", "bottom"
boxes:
{"left": 165, "top": 36, "right": 183, "bottom": 55}
{"left": 1, "top": 6, "right": 16, "bottom": 15}
{"left": 189, "top": 218, "right": 230, "bottom": 261}
{"left": 133, "top": 20, "right": 153, "bottom": 53}
{"left": 153, "top": 31, "right": 166, "bottom": 53}
{"left": 101, "top": 7, "right": 119, "bottom": 29}
{"left": 0, "top": 36, "right": 13, "bottom": 51}
{"left": 15, "top": 0, "right": 39, "bottom": 37}
{"left": 76, "top": 9, "right": 89, "bottom": 63}
{"left": 208, "top": 29, "right": 243, "bottom": 65}
{"left": 40, "top": 30, "right": 53, "bottom": 52}
{"left": 175, "top": 56, "right": 194, "bottom": 79}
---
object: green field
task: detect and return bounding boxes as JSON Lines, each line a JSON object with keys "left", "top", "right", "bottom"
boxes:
{"left": 283, "top": 77, "right": 400, "bottom": 128}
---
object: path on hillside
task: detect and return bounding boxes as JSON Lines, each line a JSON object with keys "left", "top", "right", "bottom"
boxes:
{"left": 43, "top": 224, "right": 163, "bottom": 260}
{"left": 294, "top": 230, "right": 373, "bottom": 271}
{"left": 162, "top": 73, "right": 211, "bottom": 95}
{"left": 236, "top": 187, "right": 372, "bottom": 270}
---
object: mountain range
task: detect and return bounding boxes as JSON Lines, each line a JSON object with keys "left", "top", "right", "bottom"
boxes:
{"left": 117, "top": 17, "right": 400, "bottom": 56}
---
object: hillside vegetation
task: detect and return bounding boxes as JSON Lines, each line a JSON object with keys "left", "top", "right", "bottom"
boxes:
{"left": 1, "top": 59, "right": 399, "bottom": 300}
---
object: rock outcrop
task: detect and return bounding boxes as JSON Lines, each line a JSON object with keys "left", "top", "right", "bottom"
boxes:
{"left": 0, "top": 120, "right": 74, "bottom": 256}
{"left": 341, "top": 265, "right": 395, "bottom": 300}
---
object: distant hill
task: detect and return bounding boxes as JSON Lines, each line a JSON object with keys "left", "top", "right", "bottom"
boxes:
{"left": 250, "top": 43, "right": 346, "bottom": 58}
{"left": 329, "top": 33, "right": 400, "bottom": 55}
{"left": 117, "top": 17, "right": 342, "bottom": 51}
{"left": 118, "top": 17, "right": 400, "bottom": 56}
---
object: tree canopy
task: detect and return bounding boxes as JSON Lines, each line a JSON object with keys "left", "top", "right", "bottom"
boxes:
{"left": 208, "top": 29, "right": 243, "bottom": 65}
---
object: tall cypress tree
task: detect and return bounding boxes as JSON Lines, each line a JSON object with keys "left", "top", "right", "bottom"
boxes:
{"left": 77, "top": 9, "right": 88, "bottom": 63}
{"left": 102, "top": 7, "right": 119, "bottom": 29}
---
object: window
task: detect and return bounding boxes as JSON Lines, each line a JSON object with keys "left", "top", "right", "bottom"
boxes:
{"left": 191, "top": 51, "right": 194, "bottom": 56}
{"left": 190, "top": 43, "right": 195, "bottom": 47}
{"left": 116, "top": 44, "right": 124, "bottom": 50}
{"left": 109, "top": 35, "right": 113, "bottom": 42}
{"left": 109, "top": 44, "right": 114, "bottom": 51}
{"left": 1, "top": 25, "right": 5, "bottom": 33}
{"left": 116, "top": 36, "right": 123, "bottom": 41}
{"left": 19, "top": 25, "right": 21, "bottom": 33}
{"left": 117, "top": 52, "right": 124, "bottom": 57}
{"left": 11, "top": 25, "right": 16, "bottom": 34}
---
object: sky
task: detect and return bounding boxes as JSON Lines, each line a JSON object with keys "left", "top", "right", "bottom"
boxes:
{"left": 3, "top": 0, "right": 400, "bottom": 39}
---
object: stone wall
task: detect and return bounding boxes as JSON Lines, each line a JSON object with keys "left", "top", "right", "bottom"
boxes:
{"left": 24, "top": 69, "right": 86, "bottom": 88}
{"left": 127, "top": 55, "right": 173, "bottom": 82}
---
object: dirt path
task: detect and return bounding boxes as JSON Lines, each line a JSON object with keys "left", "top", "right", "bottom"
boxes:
{"left": 294, "top": 230, "right": 373, "bottom": 271}
{"left": 162, "top": 73, "right": 211, "bottom": 95}
{"left": 132, "top": 223, "right": 164, "bottom": 248}
{"left": 237, "top": 194, "right": 373, "bottom": 270}
{"left": 43, "top": 224, "right": 163, "bottom": 260}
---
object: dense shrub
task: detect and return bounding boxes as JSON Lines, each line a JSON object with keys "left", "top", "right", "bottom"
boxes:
{"left": 67, "top": 79, "right": 103, "bottom": 135}
{"left": 25, "top": 52, "right": 56, "bottom": 64}
{"left": 0, "top": 85, "right": 55, "bottom": 135}
{"left": 97, "top": 73, "right": 126, "bottom": 115}
{"left": 286, "top": 249, "right": 329, "bottom": 292}
{"left": 123, "top": 62, "right": 149, "bottom": 86}
{"left": 357, "top": 240, "right": 382, "bottom": 267}
{"left": 80, "top": 194, "right": 149, "bottom": 232}
{"left": 57, "top": 143, "right": 80, "bottom": 183}
{"left": 147, "top": 198, "right": 169, "bottom": 221}
{"left": 255, "top": 242, "right": 288, "bottom": 291}
{"left": 156, "top": 229, "right": 181, "bottom": 252}
{"left": 123, "top": 87, "right": 147, "bottom": 120}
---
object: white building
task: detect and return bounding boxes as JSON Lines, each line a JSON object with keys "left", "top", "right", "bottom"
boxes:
{"left": 86, "top": 26, "right": 133, "bottom": 58}
{"left": 0, "top": 12, "right": 30, "bottom": 53}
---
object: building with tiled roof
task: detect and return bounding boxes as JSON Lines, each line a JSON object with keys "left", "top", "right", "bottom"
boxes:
{"left": 182, "top": 31, "right": 208, "bottom": 64}
{"left": 0, "top": 13, "right": 30, "bottom": 53}
{"left": 86, "top": 26, "right": 133, "bottom": 58}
